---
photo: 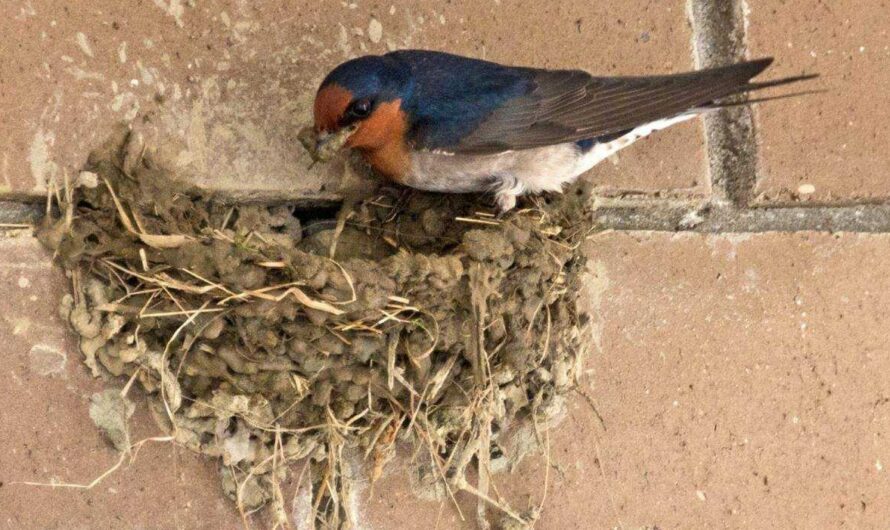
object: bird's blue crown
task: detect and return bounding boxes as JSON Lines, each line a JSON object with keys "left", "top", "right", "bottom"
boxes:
{"left": 320, "top": 55, "right": 413, "bottom": 103}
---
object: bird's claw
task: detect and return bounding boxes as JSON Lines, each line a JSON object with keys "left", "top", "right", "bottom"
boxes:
{"left": 494, "top": 192, "right": 517, "bottom": 215}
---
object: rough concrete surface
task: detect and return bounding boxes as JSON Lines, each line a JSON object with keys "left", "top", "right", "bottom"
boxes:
{"left": 0, "top": 0, "right": 706, "bottom": 202}
{"left": 748, "top": 0, "right": 890, "bottom": 204}
{"left": 3, "top": 0, "right": 889, "bottom": 528}
{"left": 4, "top": 231, "right": 890, "bottom": 528}
{"left": 0, "top": 235, "right": 240, "bottom": 529}
{"left": 369, "top": 231, "right": 890, "bottom": 528}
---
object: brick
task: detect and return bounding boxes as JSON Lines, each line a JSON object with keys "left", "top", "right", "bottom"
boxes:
{"left": 408, "top": 0, "right": 708, "bottom": 197}
{"left": 1, "top": 0, "right": 704, "bottom": 201}
{"left": 0, "top": 1, "right": 345, "bottom": 202}
{"left": 363, "top": 231, "right": 890, "bottom": 527}
{"left": 747, "top": 0, "right": 890, "bottom": 203}
{"left": 5, "top": 230, "right": 890, "bottom": 527}
{"left": 0, "top": 236, "right": 240, "bottom": 529}
{"left": 569, "top": 231, "right": 890, "bottom": 527}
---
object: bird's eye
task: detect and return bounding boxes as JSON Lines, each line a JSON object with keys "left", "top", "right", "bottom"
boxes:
{"left": 348, "top": 99, "right": 373, "bottom": 119}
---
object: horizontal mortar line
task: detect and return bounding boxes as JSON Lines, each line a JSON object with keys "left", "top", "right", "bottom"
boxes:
{"left": 598, "top": 195, "right": 890, "bottom": 211}
{"left": 7, "top": 198, "right": 890, "bottom": 233}
{"left": 748, "top": 198, "right": 890, "bottom": 209}
{"left": 1, "top": 190, "right": 345, "bottom": 205}
{"left": 0, "top": 201, "right": 46, "bottom": 224}
{"left": 8, "top": 193, "right": 889, "bottom": 209}
{"left": 594, "top": 203, "right": 890, "bottom": 233}
{"left": 0, "top": 192, "right": 344, "bottom": 224}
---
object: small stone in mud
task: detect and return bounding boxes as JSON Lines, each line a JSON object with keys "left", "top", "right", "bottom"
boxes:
{"left": 28, "top": 344, "right": 67, "bottom": 377}
{"left": 89, "top": 389, "right": 135, "bottom": 452}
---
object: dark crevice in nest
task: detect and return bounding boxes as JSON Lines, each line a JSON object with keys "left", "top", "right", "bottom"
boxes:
{"left": 37, "top": 127, "right": 599, "bottom": 529}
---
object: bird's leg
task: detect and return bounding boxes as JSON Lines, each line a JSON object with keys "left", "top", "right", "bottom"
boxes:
{"left": 492, "top": 174, "right": 524, "bottom": 215}
{"left": 494, "top": 191, "right": 517, "bottom": 214}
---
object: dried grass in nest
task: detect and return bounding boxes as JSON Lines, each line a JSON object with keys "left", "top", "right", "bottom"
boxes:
{"left": 36, "top": 128, "right": 597, "bottom": 529}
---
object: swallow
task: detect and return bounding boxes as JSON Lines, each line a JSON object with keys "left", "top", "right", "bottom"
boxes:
{"left": 308, "top": 50, "right": 814, "bottom": 211}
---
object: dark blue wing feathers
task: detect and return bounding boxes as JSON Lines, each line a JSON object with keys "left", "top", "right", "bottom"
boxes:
{"left": 368, "top": 51, "right": 787, "bottom": 154}
{"left": 386, "top": 50, "right": 534, "bottom": 151}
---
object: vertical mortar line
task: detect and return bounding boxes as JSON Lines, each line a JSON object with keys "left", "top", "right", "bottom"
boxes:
{"left": 687, "top": 0, "right": 760, "bottom": 208}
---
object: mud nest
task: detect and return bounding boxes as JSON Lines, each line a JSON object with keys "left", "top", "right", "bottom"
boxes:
{"left": 38, "top": 128, "right": 597, "bottom": 529}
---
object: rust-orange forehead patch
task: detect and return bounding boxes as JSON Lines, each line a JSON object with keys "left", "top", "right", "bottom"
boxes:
{"left": 314, "top": 84, "right": 353, "bottom": 132}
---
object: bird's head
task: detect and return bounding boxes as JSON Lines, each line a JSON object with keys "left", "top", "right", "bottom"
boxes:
{"left": 312, "top": 55, "right": 412, "bottom": 155}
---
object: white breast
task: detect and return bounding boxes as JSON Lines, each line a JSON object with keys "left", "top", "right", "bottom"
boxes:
{"left": 404, "top": 113, "right": 699, "bottom": 209}
{"left": 405, "top": 144, "right": 581, "bottom": 194}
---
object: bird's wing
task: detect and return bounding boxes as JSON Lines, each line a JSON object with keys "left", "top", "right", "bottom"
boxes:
{"left": 452, "top": 58, "right": 776, "bottom": 154}
{"left": 387, "top": 50, "right": 535, "bottom": 152}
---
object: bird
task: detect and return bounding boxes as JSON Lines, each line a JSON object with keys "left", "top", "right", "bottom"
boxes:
{"left": 309, "top": 50, "right": 815, "bottom": 211}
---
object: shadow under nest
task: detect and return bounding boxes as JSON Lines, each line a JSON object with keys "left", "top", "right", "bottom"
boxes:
{"left": 38, "top": 128, "right": 598, "bottom": 529}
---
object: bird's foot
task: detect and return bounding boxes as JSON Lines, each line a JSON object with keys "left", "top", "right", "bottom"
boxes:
{"left": 494, "top": 191, "right": 517, "bottom": 215}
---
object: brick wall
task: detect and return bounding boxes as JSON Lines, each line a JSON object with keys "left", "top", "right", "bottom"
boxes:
{"left": 2, "top": 1, "right": 889, "bottom": 527}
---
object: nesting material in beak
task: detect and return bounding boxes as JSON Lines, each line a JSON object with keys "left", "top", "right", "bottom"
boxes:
{"left": 298, "top": 124, "right": 359, "bottom": 164}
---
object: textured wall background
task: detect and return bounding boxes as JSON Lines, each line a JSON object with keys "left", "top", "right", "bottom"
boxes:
{"left": 2, "top": 1, "right": 889, "bottom": 528}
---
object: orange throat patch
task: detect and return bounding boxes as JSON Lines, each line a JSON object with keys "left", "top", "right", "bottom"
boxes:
{"left": 360, "top": 141, "right": 411, "bottom": 182}
{"left": 348, "top": 100, "right": 411, "bottom": 181}
{"left": 314, "top": 85, "right": 411, "bottom": 181}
